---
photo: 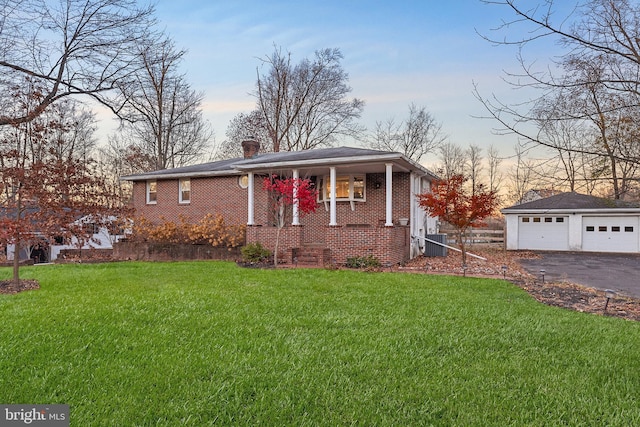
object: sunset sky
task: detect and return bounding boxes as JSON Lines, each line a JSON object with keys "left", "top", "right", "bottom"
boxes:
{"left": 117, "top": 0, "right": 572, "bottom": 165}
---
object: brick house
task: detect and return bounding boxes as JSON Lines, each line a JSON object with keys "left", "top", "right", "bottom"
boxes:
{"left": 122, "top": 140, "right": 439, "bottom": 265}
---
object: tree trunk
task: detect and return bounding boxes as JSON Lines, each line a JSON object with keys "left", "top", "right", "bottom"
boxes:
{"left": 12, "top": 189, "right": 22, "bottom": 284}
{"left": 274, "top": 226, "right": 282, "bottom": 266}
{"left": 458, "top": 230, "right": 467, "bottom": 266}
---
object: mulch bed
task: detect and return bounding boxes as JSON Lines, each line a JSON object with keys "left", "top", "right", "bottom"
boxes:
{"left": 0, "top": 279, "right": 40, "bottom": 294}
{"left": 401, "top": 246, "right": 640, "bottom": 322}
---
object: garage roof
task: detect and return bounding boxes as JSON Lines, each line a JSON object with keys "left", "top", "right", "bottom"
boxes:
{"left": 502, "top": 192, "right": 640, "bottom": 213}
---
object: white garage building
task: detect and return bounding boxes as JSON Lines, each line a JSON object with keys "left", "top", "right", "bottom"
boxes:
{"left": 502, "top": 192, "right": 640, "bottom": 253}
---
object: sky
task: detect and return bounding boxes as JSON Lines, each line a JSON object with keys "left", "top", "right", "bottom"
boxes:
{"left": 102, "top": 0, "right": 569, "bottom": 166}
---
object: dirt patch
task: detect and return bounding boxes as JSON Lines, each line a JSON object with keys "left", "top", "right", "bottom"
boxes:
{"left": 400, "top": 247, "right": 640, "bottom": 322}
{"left": 0, "top": 279, "right": 40, "bottom": 294}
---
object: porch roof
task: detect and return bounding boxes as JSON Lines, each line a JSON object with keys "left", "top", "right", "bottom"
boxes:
{"left": 232, "top": 146, "right": 437, "bottom": 178}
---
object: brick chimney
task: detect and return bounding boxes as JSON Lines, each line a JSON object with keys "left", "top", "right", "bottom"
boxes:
{"left": 241, "top": 138, "right": 260, "bottom": 159}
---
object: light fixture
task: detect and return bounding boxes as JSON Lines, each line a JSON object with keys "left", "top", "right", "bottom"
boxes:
{"left": 462, "top": 264, "right": 468, "bottom": 277}
{"left": 501, "top": 265, "right": 507, "bottom": 279}
{"left": 604, "top": 289, "right": 617, "bottom": 312}
{"left": 540, "top": 269, "right": 546, "bottom": 284}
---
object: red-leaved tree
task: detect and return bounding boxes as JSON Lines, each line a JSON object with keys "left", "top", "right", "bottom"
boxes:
{"left": 417, "top": 174, "right": 499, "bottom": 265}
{"left": 263, "top": 176, "right": 318, "bottom": 265}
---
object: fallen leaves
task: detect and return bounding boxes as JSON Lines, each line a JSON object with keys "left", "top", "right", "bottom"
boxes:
{"left": 402, "top": 246, "right": 640, "bottom": 322}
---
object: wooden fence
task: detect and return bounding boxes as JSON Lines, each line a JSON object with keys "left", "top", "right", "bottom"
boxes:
{"left": 441, "top": 228, "right": 504, "bottom": 245}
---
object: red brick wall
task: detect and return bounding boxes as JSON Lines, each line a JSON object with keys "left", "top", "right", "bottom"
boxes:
{"left": 132, "top": 175, "right": 269, "bottom": 226}
{"left": 131, "top": 171, "right": 414, "bottom": 264}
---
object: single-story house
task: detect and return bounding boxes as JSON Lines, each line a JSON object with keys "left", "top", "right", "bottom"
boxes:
{"left": 502, "top": 192, "right": 640, "bottom": 253}
{"left": 121, "top": 140, "right": 439, "bottom": 265}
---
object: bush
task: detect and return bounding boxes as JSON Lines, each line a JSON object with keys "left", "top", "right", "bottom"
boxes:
{"left": 130, "top": 214, "right": 246, "bottom": 247}
{"left": 345, "top": 255, "right": 381, "bottom": 269}
{"left": 241, "top": 242, "right": 272, "bottom": 263}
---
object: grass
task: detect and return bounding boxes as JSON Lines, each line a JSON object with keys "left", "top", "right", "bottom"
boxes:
{"left": 0, "top": 261, "right": 639, "bottom": 426}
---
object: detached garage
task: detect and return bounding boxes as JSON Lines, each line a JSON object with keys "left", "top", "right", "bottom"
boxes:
{"left": 502, "top": 192, "right": 640, "bottom": 253}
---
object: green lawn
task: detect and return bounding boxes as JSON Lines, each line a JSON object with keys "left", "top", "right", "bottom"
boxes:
{"left": 1, "top": 261, "right": 639, "bottom": 426}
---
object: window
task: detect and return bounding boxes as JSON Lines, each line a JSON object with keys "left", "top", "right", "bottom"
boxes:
{"left": 625, "top": 226, "right": 634, "bottom": 232}
{"left": 586, "top": 226, "right": 595, "bottom": 232}
{"left": 612, "top": 226, "right": 621, "bottom": 232}
{"left": 82, "top": 222, "right": 99, "bottom": 235}
{"left": 599, "top": 226, "right": 607, "bottom": 232}
{"left": 318, "top": 175, "right": 366, "bottom": 202}
{"left": 533, "top": 217, "right": 541, "bottom": 223}
{"left": 544, "top": 217, "right": 553, "bottom": 223}
{"left": 556, "top": 217, "right": 564, "bottom": 223}
{"left": 522, "top": 217, "right": 530, "bottom": 223}
{"left": 146, "top": 180, "right": 157, "bottom": 204}
{"left": 179, "top": 179, "right": 191, "bottom": 204}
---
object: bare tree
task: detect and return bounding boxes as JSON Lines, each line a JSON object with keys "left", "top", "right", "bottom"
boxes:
{"left": 0, "top": 0, "right": 156, "bottom": 127}
{"left": 465, "top": 144, "right": 484, "bottom": 194}
{"left": 370, "top": 103, "right": 446, "bottom": 162}
{"left": 477, "top": 0, "right": 640, "bottom": 197}
{"left": 487, "top": 144, "right": 503, "bottom": 193}
{"left": 115, "top": 37, "right": 213, "bottom": 171}
{"left": 436, "top": 142, "right": 466, "bottom": 180}
{"left": 214, "top": 110, "right": 272, "bottom": 160}
{"left": 254, "top": 46, "right": 365, "bottom": 152}
{"left": 507, "top": 146, "right": 539, "bottom": 205}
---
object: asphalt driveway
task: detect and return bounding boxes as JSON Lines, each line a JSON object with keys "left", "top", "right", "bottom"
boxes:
{"left": 518, "top": 252, "right": 640, "bottom": 299}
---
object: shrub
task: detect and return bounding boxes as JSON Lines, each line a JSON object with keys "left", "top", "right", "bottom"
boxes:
{"left": 130, "top": 214, "right": 246, "bottom": 247}
{"left": 345, "top": 255, "right": 381, "bottom": 269}
{"left": 241, "top": 242, "right": 272, "bottom": 263}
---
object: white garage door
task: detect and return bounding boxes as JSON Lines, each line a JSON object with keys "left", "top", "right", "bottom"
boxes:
{"left": 582, "top": 216, "right": 639, "bottom": 253}
{"left": 518, "top": 216, "right": 569, "bottom": 250}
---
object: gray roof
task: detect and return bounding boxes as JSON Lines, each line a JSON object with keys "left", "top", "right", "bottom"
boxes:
{"left": 122, "top": 157, "right": 242, "bottom": 181}
{"left": 502, "top": 192, "right": 640, "bottom": 212}
{"left": 121, "top": 146, "right": 438, "bottom": 181}
{"left": 237, "top": 146, "right": 388, "bottom": 165}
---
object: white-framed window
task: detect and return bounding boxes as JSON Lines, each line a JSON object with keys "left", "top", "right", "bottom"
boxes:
{"left": 146, "top": 180, "right": 157, "bottom": 204}
{"left": 179, "top": 178, "right": 191, "bottom": 204}
{"left": 318, "top": 175, "right": 366, "bottom": 202}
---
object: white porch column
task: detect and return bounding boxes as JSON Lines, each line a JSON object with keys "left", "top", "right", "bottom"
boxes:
{"left": 247, "top": 172, "right": 255, "bottom": 225}
{"left": 385, "top": 163, "right": 393, "bottom": 226}
{"left": 292, "top": 169, "right": 300, "bottom": 225}
{"left": 329, "top": 167, "right": 337, "bottom": 226}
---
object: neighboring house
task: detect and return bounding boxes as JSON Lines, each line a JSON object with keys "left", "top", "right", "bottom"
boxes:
{"left": 121, "top": 140, "right": 439, "bottom": 265}
{"left": 502, "top": 192, "right": 640, "bottom": 253}
{"left": 6, "top": 216, "right": 126, "bottom": 263}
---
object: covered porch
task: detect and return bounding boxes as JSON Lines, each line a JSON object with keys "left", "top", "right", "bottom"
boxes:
{"left": 234, "top": 147, "right": 436, "bottom": 265}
